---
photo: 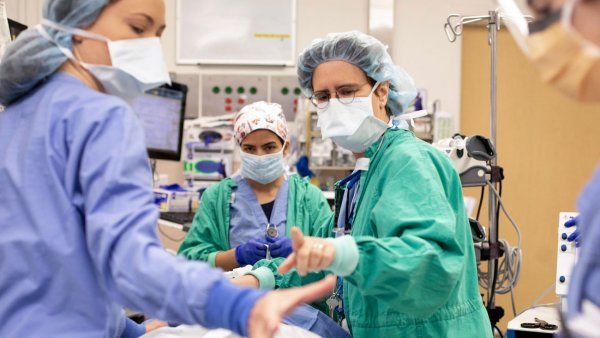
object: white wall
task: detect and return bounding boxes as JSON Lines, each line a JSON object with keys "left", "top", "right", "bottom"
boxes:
{"left": 4, "top": 0, "right": 42, "bottom": 26}
{"left": 393, "top": 0, "right": 495, "bottom": 133}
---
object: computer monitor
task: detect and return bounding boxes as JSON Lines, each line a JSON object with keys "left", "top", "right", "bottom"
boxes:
{"left": 132, "top": 82, "right": 188, "bottom": 161}
{"left": 8, "top": 19, "right": 27, "bottom": 41}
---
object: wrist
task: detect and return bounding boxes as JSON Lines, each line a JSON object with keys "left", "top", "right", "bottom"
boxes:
{"left": 245, "top": 266, "right": 276, "bottom": 290}
{"left": 325, "top": 236, "right": 359, "bottom": 276}
{"left": 234, "top": 245, "right": 245, "bottom": 266}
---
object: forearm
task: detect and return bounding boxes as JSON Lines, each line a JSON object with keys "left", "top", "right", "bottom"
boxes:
{"left": 215, "top": 249, "right": 239, "bottom": 271}
{"left": 230, "top": 275, "right": 260, "bottom": 288}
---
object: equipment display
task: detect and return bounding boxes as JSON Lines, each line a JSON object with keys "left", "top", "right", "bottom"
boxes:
{"left": 133, "top": 82, "right": 188, "bottom": 161}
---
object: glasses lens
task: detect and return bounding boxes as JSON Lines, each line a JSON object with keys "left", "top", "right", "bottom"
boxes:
{"left": 337, "top": 86, "right": 359, "bottom": 105}
{"left": 316, "top": 101, "right": 329, "bottom": 109}
{"left": 312, "top": 93, "right": 330, "bottom": 108}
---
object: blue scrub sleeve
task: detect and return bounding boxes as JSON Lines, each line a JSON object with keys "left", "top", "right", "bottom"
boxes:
{"left": 121, "top": 317, "right": 146, "bottom": 338}
{"left": 205, "top": 279, "right": 265, "bottom": 335}
{"left": 71, "top": 99, "right": 262, "bottom": 332}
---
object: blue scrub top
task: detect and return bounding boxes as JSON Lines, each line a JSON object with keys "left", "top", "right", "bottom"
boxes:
{"left": 229, "top": 175, "right": 288, "bottom": 248}
{"left": 0, "top": 73, "right": 252, "bottom": 337}
{"left": 227, "top": 176, "right": 350, "bottom": 338}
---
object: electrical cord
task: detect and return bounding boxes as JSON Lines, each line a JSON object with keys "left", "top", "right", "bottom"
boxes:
{"left": 531, "top": 283, "right": 557, "bottom": 308}
{"left": 478, "top": 181, "right": 522, "bottom": 317}
{"left": 494, "top": 325, "right": 505, "bottom": 338}
{"left": 476, "top": 186, "right": 485, "bottom": 221}
{"left": 486, "top": 180, "right": 501, "bottom": 309}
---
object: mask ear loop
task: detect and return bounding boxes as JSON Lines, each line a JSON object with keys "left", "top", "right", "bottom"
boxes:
{"left": 37, "top": 19, "right": 113, "bottom": 69}
{"left": 41, "top": 19, "right": 110, "bottom": 43}
{"left": 369, "top": 81, "right": 382, "bottom": 96}
{"left": 390, "top": 109, "right": 429, "bottom": 130}
{"left": 36, "top": 24, "right": 77, "bottom": 61}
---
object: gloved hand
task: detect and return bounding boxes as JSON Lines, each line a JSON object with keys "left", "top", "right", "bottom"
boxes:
{"left": 564, "top": 217, "right": 581, "bottom": 247}
{"left": 235, "top": 237, "right": 268, "bottom": 266}
{"left": 266, "top": 236, "right": 293, "bottom": 258}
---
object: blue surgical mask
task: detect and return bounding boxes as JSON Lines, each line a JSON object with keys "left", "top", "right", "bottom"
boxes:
{"left": 240, "top": 146, "right": 286, "bottom": 184}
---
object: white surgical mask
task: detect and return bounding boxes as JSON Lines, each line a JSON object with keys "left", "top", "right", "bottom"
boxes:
{"left": 240, "top": 145, "right": 286, "bottom": 184}
{"left": 317, "top": 82, "right": 389, "bottom": 153}
{"left": 37, "top": 19, "right": 171, "bottom": 102}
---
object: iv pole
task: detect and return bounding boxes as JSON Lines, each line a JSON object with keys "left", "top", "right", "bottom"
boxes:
{"left": 444, "top": 9, "right": 503, "bottom": 325}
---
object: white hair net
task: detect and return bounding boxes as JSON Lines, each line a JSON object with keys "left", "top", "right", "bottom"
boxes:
{"left": 0, "top": 0, "right": 110, "bottom": 106}
{"left": 297, "top": 31, "right": 417, "bottom": 115}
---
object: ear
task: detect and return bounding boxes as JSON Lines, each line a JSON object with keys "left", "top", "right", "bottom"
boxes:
{"left": 283, "top": 141, "right": 290, "bottom": 157}
{"left": 375, "top": 81, "right": 390, "bottom": 111}
{"left": 72, "top": 35, "right": 84, "bottom": 45}
{"left": 375, "top": 81, "right": 390, "bottom": 102}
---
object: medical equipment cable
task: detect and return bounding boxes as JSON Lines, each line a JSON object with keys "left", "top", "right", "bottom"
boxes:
{"left": 511, "top": 282, "right": 559, "bottom": 319}
{"left": 478, "top": 181, "right": 523, "bottom": 317}
{"left": 494, "top": 325, "right": 505, "bottom": 338}
{"left": 531, "top": 282, "right": 557, "bottom": 308}
{"left": 476, "top": 186, "right": 485, "bottom": 221}
{"left": 484, "top": 178, "right": 501, "bottom": 310}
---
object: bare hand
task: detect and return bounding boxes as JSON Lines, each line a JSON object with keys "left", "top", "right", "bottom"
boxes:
{"left": 145, "top": 319, "right": 168, "bottom": 333}
{"left": 278, "top": 227, "right": 336, "bottom": 276}
{"left": 247, "top": 275, "right": 336, "bottom": 338}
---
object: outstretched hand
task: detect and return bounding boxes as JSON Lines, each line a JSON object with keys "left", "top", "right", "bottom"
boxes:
{"left": 278, "top": 227, "right": 336, "bottom": 276}
{"left": 247, "top": 275, "right": 336, "bottom": 338}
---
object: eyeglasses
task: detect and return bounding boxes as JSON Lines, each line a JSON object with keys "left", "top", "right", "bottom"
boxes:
{"left": 310, "top": 82, "right": 371, "bottom": 109}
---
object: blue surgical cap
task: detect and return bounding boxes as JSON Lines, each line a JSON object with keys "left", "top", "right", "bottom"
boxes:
{"left": 0, "top": 0, "right": 110, "bottom": 106}
{"left": 297, "top": 31, "right": 417, "bottom": 115}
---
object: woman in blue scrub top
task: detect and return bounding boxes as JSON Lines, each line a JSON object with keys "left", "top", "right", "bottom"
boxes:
{"left": 0, "top": 1, "right": 335, "bottom": 337}
{"left": 178, "top": 101, "right": 350, "bottom": 338}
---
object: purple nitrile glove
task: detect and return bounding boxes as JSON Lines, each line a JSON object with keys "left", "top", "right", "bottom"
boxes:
{"left": 235, "top": 237, "right": 268, "bottom": 266}
{"left": 266, "top": 236, "right": 293, "bottom": 258}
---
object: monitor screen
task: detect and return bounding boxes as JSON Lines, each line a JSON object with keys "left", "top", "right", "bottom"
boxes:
{"left": 132, "top": 83, "right": 187, "bottom": 161}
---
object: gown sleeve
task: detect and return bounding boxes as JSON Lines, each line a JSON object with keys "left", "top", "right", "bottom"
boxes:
{"left": 178, "top": 186, "right": 225, "bottom": 267}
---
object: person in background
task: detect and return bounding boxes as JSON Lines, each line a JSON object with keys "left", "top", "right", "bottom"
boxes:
{"left": 277, "top": 31, "right": 493, "bottom": 337}
{"left": 179, "top": 101, "right": 350, "bottom": 338}
{"left": 0, "top": 1, "right": 335, "bottom": 337}
{"left": 499, "top": 0, "right": 600, "bottom": 336}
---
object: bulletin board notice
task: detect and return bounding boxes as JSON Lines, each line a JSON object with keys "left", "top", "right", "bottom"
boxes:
{"left": 176, "top": 0, "right": 296, "bottom": 66}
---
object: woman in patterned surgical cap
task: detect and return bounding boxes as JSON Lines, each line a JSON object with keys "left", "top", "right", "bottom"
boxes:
{"left": 179, "top": 101, "right": 350, "bottom": 338}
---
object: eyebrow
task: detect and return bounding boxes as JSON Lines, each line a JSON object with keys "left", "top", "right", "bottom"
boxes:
{"left": 314, "top": 83, "right": 362, "bottom": 93}
{"left": 132, "top": 13, "right": 155, "bottom": 26}
{"left": 261, "top": 142, "right": 277, "bottom": 147}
